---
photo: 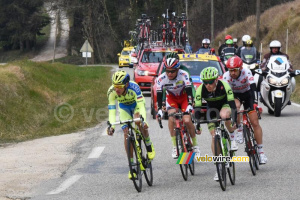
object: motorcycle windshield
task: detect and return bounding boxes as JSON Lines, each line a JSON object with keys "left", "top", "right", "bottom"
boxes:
{"left": 240, "top": 47, "right": 257, "bottom": 64}
{"left": 197, "top": 48, "right": 210, "bottom": 54}
{"left": 267, "top": 55, "right": 290, "bottom": 72}
{"left": 222, "top": 47, "right": 235, "bottom": 60}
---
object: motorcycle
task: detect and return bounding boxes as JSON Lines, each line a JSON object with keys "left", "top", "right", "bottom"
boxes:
{"left": 255, "top": 55, "right": 300, "bottom": 117}
{"left": 240, "top": 46, "right": 259, "bottom": 75}
{"left": 220, "top": 47, "right": 236, "bottom": 66}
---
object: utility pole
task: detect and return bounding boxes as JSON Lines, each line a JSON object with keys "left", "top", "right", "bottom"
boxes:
{"left": 255, "top": 0, "right": 260, "bottom": 48}
{"left": 211, "top": 0, "right": 214, "bottom": 45}
{"left": 185, "top": 0, "right": 188, "bottom": 37}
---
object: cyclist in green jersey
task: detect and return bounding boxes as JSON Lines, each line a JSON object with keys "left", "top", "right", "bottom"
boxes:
{"left": 107, "top": 70, "right": 155, "bottom": 179}
{"left": 194, "top": 67, "right": 238, "bottom": 181}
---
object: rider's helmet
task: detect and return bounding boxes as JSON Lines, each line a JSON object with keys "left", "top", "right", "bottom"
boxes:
{"left": 202, "top": 38, "right": 211, "bottom": 47}
{"left": 242, "top": 35, "right": 251, "bottom": 46}
{"left": 226, "top": 56, "right": 243, "bottom": 70}
{"left": 112, "top": 70, "right": 130, "bottom": 85}
{"left": 200, "top": 67, "right": 219, "bottom": 80}
{"left": 245, "top": 39, "right": 253, "bottom": 47}
{"left": 225, "top": 35, "right": 233, "bottom": 40}
{"left": 163, "top": 52, "right": 180, "bottom": 69}
{"left": 269, "top": 40, "right": 281, "bottom": 52}
{"left": 225, "top": 39, "right": 233, "bottom": 46}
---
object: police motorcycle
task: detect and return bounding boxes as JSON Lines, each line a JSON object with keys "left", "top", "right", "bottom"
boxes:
{"left": 240, "top": 46, "right": 259, "bottom": 75}
{"left": 255, "top": 55, "right": 300, "bottom": 117}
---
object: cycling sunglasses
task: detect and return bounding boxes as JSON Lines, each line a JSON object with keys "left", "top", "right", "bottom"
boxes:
{"left": 228, "top": 68, "right": 240, "bottom": 72}
{"left": 113, "top": 84, "right": 125, "bottom": 89}
{"left": 203, "top": 79, "right": 216, "bottom": 85}
{"left": 165, "top": 70, "right": 177, "bottom": 74}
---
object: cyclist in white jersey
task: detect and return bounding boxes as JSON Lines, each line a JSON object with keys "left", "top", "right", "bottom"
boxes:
{"left": 156, "top": 52, "right": 200, "bottom": 159}
{"left": 223, "top": 56, "right": 267, "bottom": 164}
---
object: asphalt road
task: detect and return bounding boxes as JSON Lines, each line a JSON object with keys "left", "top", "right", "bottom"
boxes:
{"left": 32, "top": 65, "right": 300, "bottom": 199}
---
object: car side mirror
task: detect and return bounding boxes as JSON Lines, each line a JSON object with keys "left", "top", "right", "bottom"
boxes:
{"left": 117, "top": 53, "right": 120, "bottom": 57}
{"left": 131, "top": 53, "right": 137, "bottom": 57}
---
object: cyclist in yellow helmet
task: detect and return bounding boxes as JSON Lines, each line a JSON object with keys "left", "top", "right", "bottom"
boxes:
{"left": 107, "top": 70, "right": 155, "bottom": 179}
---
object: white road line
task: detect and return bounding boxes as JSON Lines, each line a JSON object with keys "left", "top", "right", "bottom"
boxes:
{"left": 47, "top": 175, "right": 82, "bottom": 195}
{"left": 102, "top": 128, "right": 108, "bottom": 136}
{"left": 292, "top": 102, "right": 300, "bottom": 107}
{"left": 88, "top": 146, "right": 105, "bottom": 159}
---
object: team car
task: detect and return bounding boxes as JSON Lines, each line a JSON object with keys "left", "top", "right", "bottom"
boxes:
{"left": 117, "top": 46, "right": 134, "bottom": 68}
{"left": 150, "top": 53, "right": 226, "bottom": 119}
{"left": 133, "top": 45, "right": 185, "bottom": 91}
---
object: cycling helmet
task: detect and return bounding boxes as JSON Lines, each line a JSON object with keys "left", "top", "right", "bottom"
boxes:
{"left": 226, "top": 56, "right": 243, "bottom": 69}
{"left": 112, "top": 70, "right": 130, "bottom": 85}
{"left": 225, "top": 39, "right": 233, "bottom": 45}
{"left": 200, "top": 67, "right": 219, "bottom": 80}
{"left": 202, "top": 38, "right": 211, "bottom": 46}
{"left": 269, "top": 40, "right": 281, "bottom": 51}
{"left": 166, "top": 52, "right": 179, "bottom": 59}
{"left": 225, "top": 35, "right": 233, "bottom": 40}
{"left": 245, "top": 39, "right": 253, "bottom": 47}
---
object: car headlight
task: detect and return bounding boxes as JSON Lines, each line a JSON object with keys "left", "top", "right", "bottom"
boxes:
{"left": 137, "top": 70, "right": 148, "bottom": 76}
{"left": 281, "top": 78, "right": 289, "bottom": 85}
{"left": 268, "top": 77, "right": 277, "bottom": 85}
{"left": 119, "top": 58, "right": 124, "bottom": 61}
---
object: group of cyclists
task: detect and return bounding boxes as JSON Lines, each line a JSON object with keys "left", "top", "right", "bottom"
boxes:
{"left": 106, "top": 34, "right": 296, "bottom": 182}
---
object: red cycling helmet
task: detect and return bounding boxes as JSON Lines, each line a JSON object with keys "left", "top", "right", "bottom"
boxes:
{"left": 226, "top": 56, "right": 243, "bottom": 69}
{"left": 225, "top": 35, "right": 233, "bottom": 40}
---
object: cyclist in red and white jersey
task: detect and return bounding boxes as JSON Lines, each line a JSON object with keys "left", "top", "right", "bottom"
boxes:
{"left": 223, "top": 56, "right": 267, "bottom": 164}
{"left": 156, "top": 52, "right": 200, "bottom": 159}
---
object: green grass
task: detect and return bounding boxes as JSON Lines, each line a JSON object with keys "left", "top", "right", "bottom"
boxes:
{"left": 0, "top": 61, "right": 111, "bottom": 143}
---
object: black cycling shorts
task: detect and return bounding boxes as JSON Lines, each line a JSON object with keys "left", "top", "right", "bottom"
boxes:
{"left": 234, "top": 90, "right": 254, "bottom": 111}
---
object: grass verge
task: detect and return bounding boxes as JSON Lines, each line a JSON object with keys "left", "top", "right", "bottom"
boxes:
{"left": 0, "top": 60, "right": 111, "bottom": 143}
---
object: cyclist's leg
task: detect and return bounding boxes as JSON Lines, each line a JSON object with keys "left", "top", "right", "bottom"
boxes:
{"left": 119, "top": 104, "right": 135, "bottom": 155}
{"left": 221, "top": 105, "right": 238, "bottom": 150}
{"left": 166, "top": 95, "right": 178, "bottom": 158}
{"left": 206, "top": 106, "right": 218, "bottom": 154}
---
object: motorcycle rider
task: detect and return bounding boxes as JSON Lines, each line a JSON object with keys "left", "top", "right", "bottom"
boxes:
{"left": 223, "top": 56, "right": 267, "bottom": 164}
{"left": 258, "top": 40, "right": 294, "bottom": 104}
{"left": 261, "top": 40, "right": 293, "bottom": 71}
{"left": 236, "top": 34, "right": 251, "bottom": 57}
{"left": 196, "top": 38, "right": 212, "bottom": 54}
{"left": 218, "top": 35, "right": 233, "bottom": 56}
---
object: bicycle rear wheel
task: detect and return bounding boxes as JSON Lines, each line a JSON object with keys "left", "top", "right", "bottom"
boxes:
{"left": 139, "top": 137, "right": 153, "bottom": 186}
{"left": 214, "top": 134, "right": 226, "bottom": 191}
{"left": 243, "top": 125, "right": 256, "bottom": 176}
{"left": 176, "top": 129, "right": 188, "bottom": 181}
{"left": 253, "top": 139, "right": 260, "bottom": 170}
{"left": 127, "top": 136, "right": 142, "bottom": 192}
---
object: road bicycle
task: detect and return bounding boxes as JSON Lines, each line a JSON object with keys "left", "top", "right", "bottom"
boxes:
{"left": 238, "top": 107, "right": 261, "bottom": 175}
{"left": 107, "top": 116, "right": 153, "bottom": 192}
{"left": 198, "top": 118, "right": 235, "bottom": 191}
{"left": 159, "top": 110, "right": 195, "bottom": 181}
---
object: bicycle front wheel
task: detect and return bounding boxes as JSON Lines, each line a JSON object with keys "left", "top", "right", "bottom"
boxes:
{"left": 176, "top": 129, "right": 188, "bottom": 181}
{"left": 214, "top": 134, "right": 226, "bottom": 191}
{"left": 127, "top": 136, "right": 142, "bottom": 192}
{"left": 244, "top": 125, "right": 256, "bottom": 175}
{"left": 227, "top": 145, "right": 235, "bottom": 185}
{"left": 139, "top": 137, "right": 153, "bottom": 186}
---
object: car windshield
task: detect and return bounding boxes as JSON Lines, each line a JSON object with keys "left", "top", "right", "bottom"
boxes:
{"left": 142, "top": 51, "right": 171, "bottom": 63}
{"left": 180, "top": 60, "right": 224, "bottom": 76}
{"left": 121, "top": 51, "right": 130, "bottom": 56}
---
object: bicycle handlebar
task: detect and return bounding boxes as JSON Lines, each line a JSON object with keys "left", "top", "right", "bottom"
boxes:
{"left": 197, "top": 117, "right": 231, "bottom": 124}
{"left": 107, "top": 116, "right": 144, "bottom": 127}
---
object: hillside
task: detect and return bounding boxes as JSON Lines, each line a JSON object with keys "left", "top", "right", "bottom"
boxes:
{"left": 0, "top": 61, "right": 111, "bottom": 143}
{"left": 214, "top": 0, "right": 300, "bottom": 102}
{"left": 214, "top": 0, "right": 300, "bottom": 69}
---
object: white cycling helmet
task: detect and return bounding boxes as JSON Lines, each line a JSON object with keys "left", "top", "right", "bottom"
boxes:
{"left": 242, "top": 35, "right": 251, "bottom": 42}
{"left": 202, "top": 38, "right": 211, "bottom": 45}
